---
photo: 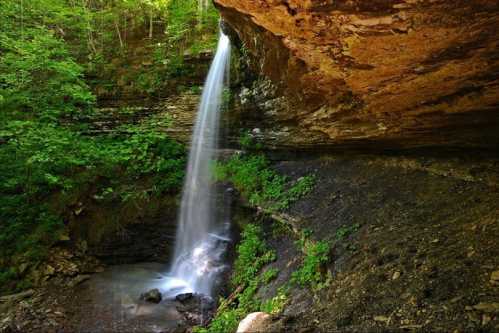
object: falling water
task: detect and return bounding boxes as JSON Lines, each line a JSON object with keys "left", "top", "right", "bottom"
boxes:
{"left": 165, "top": 31, "right": 231, "bottom": 297}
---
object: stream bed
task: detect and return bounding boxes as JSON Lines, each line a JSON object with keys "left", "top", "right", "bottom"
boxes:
{"left": 71, "top": 263, "right": 188, "bottom": 333}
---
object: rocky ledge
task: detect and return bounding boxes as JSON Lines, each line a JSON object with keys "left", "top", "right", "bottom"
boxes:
{"left": 216, "top": 0, "right": 499, "bottom": 150}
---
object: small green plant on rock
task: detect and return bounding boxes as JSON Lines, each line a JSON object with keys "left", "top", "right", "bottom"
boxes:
{"left": 335, "top": 223, "right": 361, "bottom": 241}
{"left": 261, "top": 267, "right": 279, "bottom": 284}
{"left": 292, "top": 235, "right": 331, "bottom": 290}
{"left": 238, "top": 130, "right": 262, "bottom": 151}
{"left": 260, "top": 286, "right": 288, "bottom": 315}
{"left": 231, "top": 224, "right": 276, "bottom": 287}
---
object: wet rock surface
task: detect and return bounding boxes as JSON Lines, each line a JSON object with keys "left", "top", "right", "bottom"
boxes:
{"left": 175, "top": 293, "right": 216, "bottom": 326}
{"left": 69, "top": 194, "right": 179, "bottom": 265}
{"left": 0, "top": 291, "right": 68, "bottom": 333}
{"left": 141, "top": 288, "right": 163, "bottom": 304}
{"left": 64, "top": 263, "right": 187, "bottom": 333}
{"left": 245, "top": 153, "right": 499, "bottom": 332}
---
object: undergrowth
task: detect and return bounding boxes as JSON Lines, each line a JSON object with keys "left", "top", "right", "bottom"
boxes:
{"left": 291, "top": 222, "right": 362, "bottom": 290}
{"left": 214, "top": 154, "right": 315, "bottom": 211}
{"left": 0, "top": 120, "right": 186, "bottom": 291}
{"left": 0, "top": 0, "right": 196, "bottom": 293}
{"left": 291, "top": 235, "right": 331, "bottom": 290}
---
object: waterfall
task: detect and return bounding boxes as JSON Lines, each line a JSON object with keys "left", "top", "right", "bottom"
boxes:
{"left": 165, "top": 31, "right": 231, "bottom": 297}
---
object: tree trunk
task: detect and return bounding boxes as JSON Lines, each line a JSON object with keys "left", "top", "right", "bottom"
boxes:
{"left": 82, "top": 0, "right": 97, "bottom": 55}
{"left": 149, "top": 9, "right": 153, "bottom": 39}
{"left": 115, "top": 19, "right": 124, "bottom": 48}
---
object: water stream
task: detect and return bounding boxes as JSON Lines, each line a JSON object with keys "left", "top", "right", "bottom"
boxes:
{"left": 164, "top": 31, "right": 231, "bottom": 297}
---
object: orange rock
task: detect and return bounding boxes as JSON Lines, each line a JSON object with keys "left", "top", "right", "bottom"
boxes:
{"left": 216, "top": 0, "right": 499, "bottom": 149}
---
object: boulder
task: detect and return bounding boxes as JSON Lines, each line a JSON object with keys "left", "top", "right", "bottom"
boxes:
{"left": 140, "top": 288, "right": 162, "bottom": 304}
{"left": 236, "top": 312, "right": 272, "bottom": 333}
{"left": 175, "top": 293, "right": 216, "bottom": 325}
{"left": 175, "top": 292, "right": 193, "bottom": 302}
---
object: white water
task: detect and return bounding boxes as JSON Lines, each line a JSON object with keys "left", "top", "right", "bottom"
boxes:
{"left": 164, "top": 32, "right": 231, "bottom": 297}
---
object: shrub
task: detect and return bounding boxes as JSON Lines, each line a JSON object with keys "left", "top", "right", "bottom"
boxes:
{"left": 0, "top": 120, "right": 186, "bottom": 274}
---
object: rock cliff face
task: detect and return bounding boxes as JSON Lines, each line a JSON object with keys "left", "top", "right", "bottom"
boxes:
{"left": 215, "top": 0, "right": 499, "bottom": 149}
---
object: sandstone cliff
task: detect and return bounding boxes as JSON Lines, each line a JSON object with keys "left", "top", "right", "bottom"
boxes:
{"left": 216, "top": 0, "right": 499, "bottom": 149}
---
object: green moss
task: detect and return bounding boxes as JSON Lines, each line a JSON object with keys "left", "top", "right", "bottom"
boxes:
{"left": 238, "top": 131, "right": 263, "bottom": 151}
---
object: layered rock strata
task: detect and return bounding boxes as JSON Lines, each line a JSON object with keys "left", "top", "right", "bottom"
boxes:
{"left": 216, "top": 0, "right": 499, "bottom": 149}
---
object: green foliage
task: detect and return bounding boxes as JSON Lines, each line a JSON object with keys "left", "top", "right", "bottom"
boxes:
{"left": 231, "top": 224, "right": 276, "bottom": 287}
{"left": 0, "top": 268, "right": 18, "bottom": 289}
{"left": 188, "top": 85, "right": 203, "bottom": 94}
{"left": 0, "top": 119, "right": 185, "bottom": 271}
{"left": 0, "top": 0, "right": 187, "bottom": 292}
{"left": 187, "top": 34, "right": 218, "bottom": 56}
{"left": 335, "top": 223, "right": 361, "bottom": 241}
{"left": 261, "top": 268, "right": 279, "bottom": 284}
{"left": 214, "top": 154, "right": 315, "bottom": 211}
{"left": 0, "top": 0, "right": 221, "bottom": 100}
{"left": 259, "top": 269, "right": 288, "bottom": 315}
{"left": 0, "top": 2, "right": 94, "bottom": 117}
{"left": 0, "top": 31, "right": 94, "bottom": 117}
{"left": 260, "top": 287, "right": 288, "bottom": 315}
{"left": 167, "top": 0, "right": 218, "bottom": 44}
{"left": 237, "top": 131, "right": 262, "bottom": 151}
{"left": 292, "top": 238, "right": 331, "bottom": 290}
{"left": 214, "top": 133, "right": 315, "bottom": 211}
{"left": 164, "top": 0, "right": 219, "bottom": 81}
{"left": 285, "top": 175, "right": 316, "bottom": 205}
{"left": 197, "top": 224, "right": 277, "bottom": 333}
{"left": 0, "top": 0, "right": 96, "bottom": 279}
{"left": 166, "top": 0, "right": 198, "bottom": 44}
{"left": 0, "top": 0, "right": 220, "bottom": 296}
{"left": 193, "top": 308, "right": 240, "bottom": 333}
